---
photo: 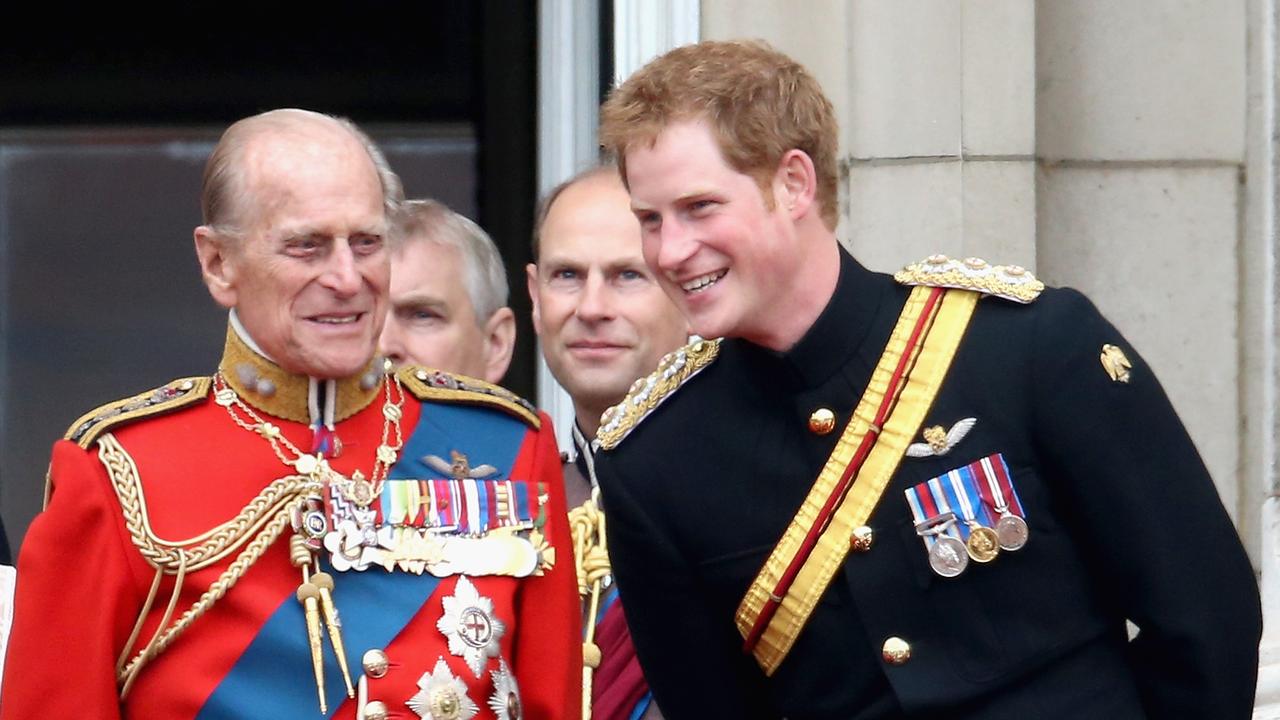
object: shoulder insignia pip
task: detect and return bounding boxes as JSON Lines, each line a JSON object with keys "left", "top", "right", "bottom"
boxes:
{"left": 597, "top": 337, "right": 721, "bottom": 451}
{"left": 64, "top": 376, "right": 211, "bottom": 449}
{"left": 894, "top": 255, "right": 1044, "bottom": 304}
{"left": 398, "top": 366, "right": 540, "bottom": 429}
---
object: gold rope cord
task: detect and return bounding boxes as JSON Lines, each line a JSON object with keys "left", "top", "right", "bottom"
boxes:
{"left": 99, "top": 434, "right": 311, "bottom": 572}
{"left": 96, "top": 433, "right": 309, "bottom": 692}
{"left": 569, "top": 491, "right": 611, "bottom": 720}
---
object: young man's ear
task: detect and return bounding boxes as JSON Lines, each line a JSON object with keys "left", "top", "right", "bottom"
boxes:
{"left": 482, "top": 306, "right": 517, "bottom": 384}
{"left": 194, "top": 226, "right": 239, "bottom": 309}
{"left": 525, "top": 263, "right": 543, "bottom": 335}
{"left": 773, "top": 149, "right": 818, "bottom": 221}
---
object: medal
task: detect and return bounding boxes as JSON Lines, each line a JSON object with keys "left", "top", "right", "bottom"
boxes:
{"left": 995, "top": 513, "right": 1029, "bottom": 551}
{"left": 928, "top": 534, "right": 969, "bottom": 577}
{"left": 970, "top": 454, "right": 1030, "bottom": 551}
{"left": 407, "top": 658, "right": 479, "bottom": 720}
{"left": 343, "top": 470, "right": 376, "bottom": 507}
{"left": 965, "top": 525, "right": 1000, "bottom": 563}
{"left": 438, "top": 576, "right": 506, "bottom": 677}
{"left": 487, "top": 658, "right": 523, "bottom": 720}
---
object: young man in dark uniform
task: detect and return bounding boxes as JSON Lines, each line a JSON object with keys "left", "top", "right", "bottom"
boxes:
{"left": 593, "top": 40, "right": 1261, "bottom": 720}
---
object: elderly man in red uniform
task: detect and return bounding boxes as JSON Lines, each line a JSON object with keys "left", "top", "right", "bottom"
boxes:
{"left": 2, "top": 108, "right": 579, "bottom": 719}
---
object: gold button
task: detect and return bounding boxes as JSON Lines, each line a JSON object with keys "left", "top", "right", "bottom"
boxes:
{"left": 850, "top": 525, "right": 874, "bottom": 552}
{"left": 882, "top": 636, "right": 911, "bottom": 665}
{"left": 363, "top": 700, "right": 388, "bottom": 720}
{"left": 362, "top": 648, "right": 389, "bottom": 678}
{"left": 808, "top": 408, "right": 836, "bottom": 435}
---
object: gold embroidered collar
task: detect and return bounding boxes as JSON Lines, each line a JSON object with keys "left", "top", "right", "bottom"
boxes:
{"left": 217, "top": 323, "right": 381, "bottom": 424}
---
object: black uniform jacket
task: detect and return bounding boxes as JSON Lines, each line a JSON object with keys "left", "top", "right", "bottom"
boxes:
{"left": 595, "top": 250, "right": 1261, "bottom": 720}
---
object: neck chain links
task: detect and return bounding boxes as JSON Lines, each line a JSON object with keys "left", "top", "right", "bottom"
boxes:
{"left": 212, "top": 370, "right": 405, "bottom": 503}
{"left": 212, "top": 369, "right": 406, "bottom": 712}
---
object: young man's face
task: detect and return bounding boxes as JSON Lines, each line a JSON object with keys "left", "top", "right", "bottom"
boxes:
{"left": 529, "top": 173, "right": 688, "bottom": 422}
{"left": 624, "top": 119, "right": 801, "bottom": 346}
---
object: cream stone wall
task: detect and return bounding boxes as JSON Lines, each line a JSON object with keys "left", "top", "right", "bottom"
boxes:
{"left": 703, "top": 0, "right": 1255, "bottom": 541}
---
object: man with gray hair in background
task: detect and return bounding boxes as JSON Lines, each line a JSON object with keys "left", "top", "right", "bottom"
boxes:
{"left": 381, "top": 199, "right": 516, "bottom": 384}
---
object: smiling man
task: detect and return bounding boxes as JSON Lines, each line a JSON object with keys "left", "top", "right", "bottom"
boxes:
{"left": 381, "top": 199, "right": 516, "bottom": 383}
{"left": 592, "top": 40, "right": 1260, "bottom": 720}
{"left": 2, "top": 109, "right": 579, "bottom": 719}
{"left": 527, "top": 165, "right": 687, "bottom": 719}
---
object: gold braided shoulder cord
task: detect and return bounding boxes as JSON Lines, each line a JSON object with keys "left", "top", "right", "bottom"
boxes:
{"left": 568, "top": 490, "right": 612, "bottom": 720}
{"left": 96, "top": 433, "right": 310, "bottom": 695}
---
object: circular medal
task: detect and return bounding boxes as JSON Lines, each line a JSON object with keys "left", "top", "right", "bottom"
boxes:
{"left": 995, "top": 513, "right": 1029, "bottom": 551}
{"left": 966, "top": 526, "right": 1000, "bottom": 563}
{"left": 928, "top": 535, "right": 969, "bottom": 577}
{"left": 344, "top": 478, "right": 375, "bottom": 507}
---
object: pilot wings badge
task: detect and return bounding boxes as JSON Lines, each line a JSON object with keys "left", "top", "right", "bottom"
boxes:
{"left": 906, "top": 418, "right": 977, "bottom": 458}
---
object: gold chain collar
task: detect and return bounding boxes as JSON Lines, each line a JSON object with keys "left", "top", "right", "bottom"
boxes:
{"left": 211, "top": 371, "right": 406, "bottom": 505}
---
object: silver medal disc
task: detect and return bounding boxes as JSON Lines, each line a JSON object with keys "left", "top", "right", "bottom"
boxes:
{"left": 928, "top": 535, "right": 970, "bottom": 577}
{"left": 995, "top": 514, "right": 1029, "bottom": 551}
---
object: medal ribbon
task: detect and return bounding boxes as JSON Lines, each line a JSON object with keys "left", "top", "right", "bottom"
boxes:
{"left": 736, "top": 287, "right": 979, "bottom": 674}
{"left": 970, "top": 453, "right": 1025, "bottom": 518}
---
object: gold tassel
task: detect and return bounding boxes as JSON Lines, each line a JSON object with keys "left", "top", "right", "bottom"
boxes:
{"left": 312, "top": 570, "right": 355, "bottom": 698}
{"left": 297, "top": 581, "right": 327, "bottom": 713}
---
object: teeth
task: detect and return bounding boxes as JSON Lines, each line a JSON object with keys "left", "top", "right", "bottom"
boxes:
{"left": 681, "top": 271, "right": 726, "bottom": 293}
{"left": 314, "top": 315, "right": 359, "bottom": 324}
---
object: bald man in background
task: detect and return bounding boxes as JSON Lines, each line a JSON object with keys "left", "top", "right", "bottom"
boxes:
{"left": 528, "top": 165, "right": 687, "bottom": 719}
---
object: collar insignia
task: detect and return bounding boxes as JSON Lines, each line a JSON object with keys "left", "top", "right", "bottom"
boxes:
{"left": 1100, "top": 343, "right": 1132, "bottom": 383}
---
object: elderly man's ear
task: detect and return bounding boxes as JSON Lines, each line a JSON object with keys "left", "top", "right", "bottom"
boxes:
{"left": 482, "top": 307, "right": 517, "bottom": 384}
{"left": 194, "top": 226, "right": 239, "bottom": 308}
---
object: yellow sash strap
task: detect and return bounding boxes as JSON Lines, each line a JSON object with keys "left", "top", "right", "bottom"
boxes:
{"left": 735, "top": 287, "right": 979, "bottom": 674}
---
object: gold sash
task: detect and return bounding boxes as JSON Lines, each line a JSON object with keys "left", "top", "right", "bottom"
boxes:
{"left": 735, "top": 287, "right": 978, "bottom": 674}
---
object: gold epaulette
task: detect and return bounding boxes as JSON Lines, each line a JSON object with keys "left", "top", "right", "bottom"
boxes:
{"left": 64, "top": 376, "right": 211, "bottom": 449}
{"left": 597, "top": 338, "right": 721, "bottom": 451}
{"left": 398, "top": 366, "right": 540, "bottom": 429}
{"left": 894, "top": 255, "right": 1044, "bottom": 303}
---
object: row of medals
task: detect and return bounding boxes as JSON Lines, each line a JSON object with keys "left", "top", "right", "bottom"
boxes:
{"left": 924, "top": 509, "right": 1028, "bottom": 578}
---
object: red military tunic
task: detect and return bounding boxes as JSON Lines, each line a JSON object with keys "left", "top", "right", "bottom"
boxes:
{"left": 3, "top": 327, "right": 580, "bottom": 719}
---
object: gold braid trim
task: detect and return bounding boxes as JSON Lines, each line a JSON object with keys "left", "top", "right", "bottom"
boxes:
{"left": 96, "top": 433, "right": 311, "bottom": 692}
{"left": 597, "top": 338, "right": 721, "bottom": 451}
{"left": 117, "top": 505, "right": 296, "bottom": 690}
{"left": 99, "top": 434, "right": 311, "bottom": 572}
{"left": 569, "top": 491, "right": 612, "bottom": 720}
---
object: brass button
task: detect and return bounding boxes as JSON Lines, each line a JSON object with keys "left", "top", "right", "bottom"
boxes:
{"left": 808, "top": 408, "right": 836, "bottom": 435}
{"left": 363, "top": 700, "right": 389, "bottom": 720}
{"left": 362, "top": 648, "right": 390, "bottom": 678}
{"left": 882, "top": 636, "right": 911, "bottom": 665}
{"left": 850, "top": 525, "right": 874, "bottom": 552}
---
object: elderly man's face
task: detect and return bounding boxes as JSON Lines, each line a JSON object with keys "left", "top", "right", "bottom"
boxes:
{"left": 209, "top": 129, "right": 390, "bottom": 378}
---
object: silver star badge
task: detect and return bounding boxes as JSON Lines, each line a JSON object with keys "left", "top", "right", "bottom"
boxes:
{"left": 487, "top": 658, "right": 523, "bottom": 720}
{"left": 906, "top": 418, "right": 977, "bottom": 458}
{"left": 407, "top": 657, "right": 479, "bottom": 720}
{"left": 437, "top": 576, "right": 506, "bottom": 677}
